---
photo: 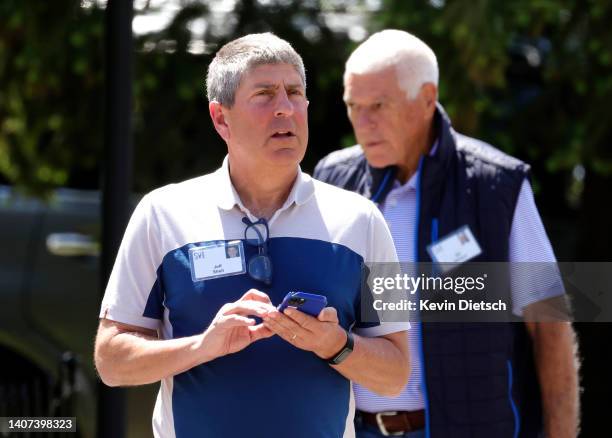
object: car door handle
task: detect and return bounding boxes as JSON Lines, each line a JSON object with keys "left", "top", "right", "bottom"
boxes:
{"left": 46, "top": 233, "right": 100, "bottom": 257}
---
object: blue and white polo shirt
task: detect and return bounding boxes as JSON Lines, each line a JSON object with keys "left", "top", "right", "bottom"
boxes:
{"left": 100, "top": 158, "right": 409, "bottom": 438}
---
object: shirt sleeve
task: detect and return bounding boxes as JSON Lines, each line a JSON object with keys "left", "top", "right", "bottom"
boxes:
{"left": 509, "top": 178, "right": 565, "bottom": 316}
{"left": 354, "top": 204, "right": 411, "bottom": 337}
{"left": 99, "top": 193, "right": 164, "bottom": 330}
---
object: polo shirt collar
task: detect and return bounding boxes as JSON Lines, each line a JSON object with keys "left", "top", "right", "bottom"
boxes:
{"left": 215, "top": 156, "right": 315, "bottom": 213}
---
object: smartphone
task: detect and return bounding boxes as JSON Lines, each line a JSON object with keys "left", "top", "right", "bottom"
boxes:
{"left": 277, "top": 291, "right": 327, "bottom": 317}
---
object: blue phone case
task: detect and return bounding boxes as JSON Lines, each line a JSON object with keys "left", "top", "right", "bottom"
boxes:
{"left": 277, "top": 291, "right": 327, "bottom": 317}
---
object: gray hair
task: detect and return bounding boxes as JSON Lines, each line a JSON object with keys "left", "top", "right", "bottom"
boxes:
{"left": 206, "top": 33, "right": 306, "bottom": 107}
{"left": 344, "top": 29, "right": 438, "bottom": 99}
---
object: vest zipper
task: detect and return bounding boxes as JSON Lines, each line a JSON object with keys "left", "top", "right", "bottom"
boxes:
{"left": 431, "top": 218, "right": 439, "bottom": 243}
{"left": 507, "top": 360, "right": 521, "bottom": 438}
{"left": 414, "top": 156, "right": 431, "bottom": 438}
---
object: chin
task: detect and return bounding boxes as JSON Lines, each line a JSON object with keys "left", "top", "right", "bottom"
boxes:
{"left": 269, "top": 147, "right": 305, "bottom": 166}
{"left": 363, "top": 152, "right": 395, "bottom": 169}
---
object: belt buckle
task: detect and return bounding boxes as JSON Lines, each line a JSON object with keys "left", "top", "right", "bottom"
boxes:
{"left": 375, "top": 411, "right": 404, "bottom": 436}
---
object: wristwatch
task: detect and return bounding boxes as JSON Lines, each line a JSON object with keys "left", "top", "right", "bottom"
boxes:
{"left": 327, "top": 330, "right": 354, "bottom": 365}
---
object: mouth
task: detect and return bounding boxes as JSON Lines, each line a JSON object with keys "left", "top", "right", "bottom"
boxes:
{"left": 271, "top": 130, "right": 296, "bottom": 139}
{"left": 364, "top": 141, "right": 383, "bottom": 148}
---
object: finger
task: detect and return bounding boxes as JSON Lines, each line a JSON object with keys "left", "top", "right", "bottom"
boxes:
{"left": 263, "top": 314, "right": 305, "bottom": 344}
{"left": 268, "top": 311, "right": 309, "bottom": 333}
{"left": 284, "top": 307, "right": 317, "bottom": 330}
{"left": 224, "top": 300, "right": 275, "bottom": 317}
{"left": 216, "top": 314, "right": 255, "bottom": 328}
{"left": 317, "top": 307, "right": 339, "bottom": 323}
{"left": 249, "top": 324, "right": 274, "bottom": 342}
{"left": 264, "top": 319, "right": 301, "bottom": 344}
{"left": 239, "top": 289, "right": 273, "bottom": 305}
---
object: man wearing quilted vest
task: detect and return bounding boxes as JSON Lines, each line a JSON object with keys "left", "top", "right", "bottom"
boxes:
{"left": 314, "top": 29, "right": 579, "bottom": 438}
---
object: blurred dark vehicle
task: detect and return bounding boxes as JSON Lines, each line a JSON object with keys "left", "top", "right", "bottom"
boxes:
{"left": 0, "top": 185, "right": 155, "bottom": 437}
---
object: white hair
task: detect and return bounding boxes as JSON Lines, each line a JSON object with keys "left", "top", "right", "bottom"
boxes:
{"left": 344, "top": 29, "right": 438, "bottom": 99}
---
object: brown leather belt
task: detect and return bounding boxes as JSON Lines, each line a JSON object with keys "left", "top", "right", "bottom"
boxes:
{"left": 357, "top": 409, "right": 425, "bottom": 436}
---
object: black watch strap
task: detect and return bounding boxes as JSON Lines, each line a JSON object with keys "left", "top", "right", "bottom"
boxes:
{"left": 327, "top": 330, "right": 354, "bottom": 365}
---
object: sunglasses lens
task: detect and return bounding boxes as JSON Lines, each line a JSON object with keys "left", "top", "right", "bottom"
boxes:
{"left": 245, "top": 222, "right": 269, "bottom": 246}
{"left": 248, "top": 255, "right": 272, "bottom": 284}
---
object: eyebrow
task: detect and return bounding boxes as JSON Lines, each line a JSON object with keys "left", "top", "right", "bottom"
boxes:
{"left": 344, "top": 94, "right": 388, "bottom": 104}
{"left": 252, "top": 82, "right": 304, "bottom": 91}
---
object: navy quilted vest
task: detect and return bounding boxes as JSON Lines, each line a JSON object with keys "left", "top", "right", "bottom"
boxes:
{"left": 314, "top": 104, "right": 543, "bottom": 438}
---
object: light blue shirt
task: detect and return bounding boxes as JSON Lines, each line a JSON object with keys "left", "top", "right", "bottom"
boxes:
{"left": 354, "top": 147, "right": 560, "bottom": 413}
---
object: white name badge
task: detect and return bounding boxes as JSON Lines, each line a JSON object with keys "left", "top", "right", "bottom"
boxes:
{"left": 188, "top": 240, "right": 246, "bottom": 282}
{"left": 426, "top": 225, "right": 482, "bottom": 271}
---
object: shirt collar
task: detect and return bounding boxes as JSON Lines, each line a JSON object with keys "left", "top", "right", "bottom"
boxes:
{"left": 215, "top": 155, "right": 315, "bottom": 213}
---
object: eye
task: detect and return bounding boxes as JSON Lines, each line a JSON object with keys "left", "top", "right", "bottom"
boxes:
{"left": 372, "top": 102, "right": 383, "bottom": 110}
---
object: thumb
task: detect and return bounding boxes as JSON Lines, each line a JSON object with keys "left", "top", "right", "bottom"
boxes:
{"left": 318, "top": 307, "right": 338, "bottom": 323}
{"left": 249, "top": 324, "right": 274, "bottom": 342}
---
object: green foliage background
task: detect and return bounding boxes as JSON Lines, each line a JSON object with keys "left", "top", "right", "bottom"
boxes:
{"left": 0, "top": 0, "right": 610, "bottom": 260}
{"left": 0, "top": 1, "right": 105, "bottom": 192}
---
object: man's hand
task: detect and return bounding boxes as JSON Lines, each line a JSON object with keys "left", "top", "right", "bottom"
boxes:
{"left": 264, "top": 305, "right": 409, "bottom": 396}
{"left": 200, "top": 289, "right": 276, "bottom": 361}
{"left": 95, "top": 289, "right": 276, "bottom": 387}
{"left": 263, "top": 306, "right": 346, "bottom": 359}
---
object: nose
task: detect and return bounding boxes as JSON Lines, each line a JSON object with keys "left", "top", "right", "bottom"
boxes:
{"left": 353, "top": 108, "right": 374, "bottom": 131}
{"left": 274, "top": 88, "right": 294, "bottom": 118}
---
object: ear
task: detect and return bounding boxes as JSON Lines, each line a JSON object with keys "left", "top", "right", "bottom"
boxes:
{"left": 209, "top": 101, "right": 230, "bottom": 143}
{"left": 420, "top": 83, "right": 438, "bottom": 119}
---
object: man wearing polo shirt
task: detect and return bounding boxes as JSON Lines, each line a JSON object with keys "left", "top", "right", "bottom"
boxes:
{"left": 94, "top": 33, "right": 410, "bottom": 438}
{"left": 315, "top": 30, "right": 579, "bottom": 438}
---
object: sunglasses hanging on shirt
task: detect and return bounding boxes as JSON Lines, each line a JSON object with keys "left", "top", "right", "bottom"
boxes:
{"left": 242, "top": 216, "right": 273, "bottom": 285}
